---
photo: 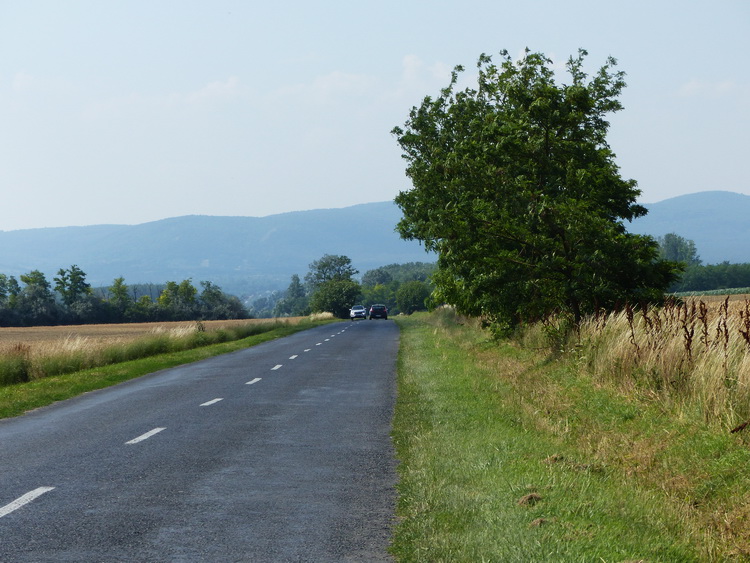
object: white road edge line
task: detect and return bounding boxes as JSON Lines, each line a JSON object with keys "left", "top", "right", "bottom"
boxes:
{"left": 0, "top": 487, "right": 55, "bottom": 518}
{"left": 126, "top": 427, "right": 166, "bottom": 445}
{"left": 246, "top": 377, "right": 262, "bottom": 385}
{"left": 271, "top": 364, "right": 283, "bottom": 370}
{"left": 200, "top": 398, "right": 223, "bottom": 407}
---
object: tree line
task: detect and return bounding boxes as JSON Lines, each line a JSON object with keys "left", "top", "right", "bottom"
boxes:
{"left": 249, "top": 256, "right": 435, "bottom": 319}
{"left": 0, "top": 266, "right": 247, "bottom": 326}
{"left": 657, "top": 232, "right": 750, "bottom": 293}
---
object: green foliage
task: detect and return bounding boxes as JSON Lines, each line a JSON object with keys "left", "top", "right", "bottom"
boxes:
{"left": 658, "top": 232, "right": 701, "bottom": 266}
{"left": 671, "top": 261, "right": 750, "bottom": 293}
{"left": 393, "top": 49, "right": 681, "bottom": 327}
{"left": 360, "top": 283, "right": 396, "bottom": 312}
{"left": 304, "top": 254, "right": 358, "bottom": 290}
{"left": 361, "top": 262, "right": 435, "bottom": 287}
{"left": 15, "top": 270, "right": 58, "bottom": 326}
{"left": 395, "top": 280, "right": 431, "bottom": 314}
{"left": 273, "top": 274, "right": 310, "bottom": 317}
{"left": 361, "top": 267, "right": 393, "bottom": 287}
{"left": 0, "top": 266, "right": 248, "bottom": 326}
{"left": 54, "top": 264, "right": 92, "bottom": 308}
{"left": 107, "top": 277, "right": 132, "bottom": 321}
{"left": 271, "top": 254, "right": 363, "bottom": 319}
{"left": 309, "top": 279, "right": 361, "bottom": 319}
{"left": 358, "top": 262, "right": 436, "bottom": 314}
{"left": 0, "top": 274, "right": 20, "bottom": 305}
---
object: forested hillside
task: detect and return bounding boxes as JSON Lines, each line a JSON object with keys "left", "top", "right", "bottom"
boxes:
{"left": 1, "top": 192, "right": 748, "bottom": 305}
{"left": 0, "top": 202, "right": 434, "bottom": 297}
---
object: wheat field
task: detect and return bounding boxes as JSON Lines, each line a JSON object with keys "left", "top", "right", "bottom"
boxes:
{"left": 0, "top": 318, "right": 307, "bottom": 385}
{"left": 0, "top": 319, "right": 277, "bottom": 345}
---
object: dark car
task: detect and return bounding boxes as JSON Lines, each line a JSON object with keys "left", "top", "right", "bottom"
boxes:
{"left": 369, "top": 304, "right": 388, "bottom": 320}
{"left": 350, "top": 305, "right": 367, "bottom": 320}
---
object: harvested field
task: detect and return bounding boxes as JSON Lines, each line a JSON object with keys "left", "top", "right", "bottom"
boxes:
{"left": 0, "top": 319, "right": 297, "bottom": 345}
{"left": 0, "top": 318, "right": 308, "bottom": 386}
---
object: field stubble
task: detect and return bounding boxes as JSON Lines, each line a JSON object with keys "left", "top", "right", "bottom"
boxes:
{"left": 0, "top": 318, "right": 304, "bottom": 386}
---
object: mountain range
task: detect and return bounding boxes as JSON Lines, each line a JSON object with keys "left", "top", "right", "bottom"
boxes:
{"left": 0, "top": 202, "right": 434, "bottom": 298}
{"left": 0, "top": 191, "right": 745, "bottom": 298}
{"left": 628, "top": 190, "right": 748, "bottom": 265}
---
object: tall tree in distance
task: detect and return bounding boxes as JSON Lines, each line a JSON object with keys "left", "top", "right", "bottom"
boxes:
{"left": 107, "top": 277, "right": 133, "bottom": 321}
{"left": 304, "top": 254, "right": 358, "bottom": 291}
{"left": 17, "top": 270, "right": 58, "bottom": 326}
{"left": 393, "top": 49, "right": 681, "bottom": 331}
{"left": 54, "top": 265, "right": 92, "bottom": 309}
{"left": 274, "top": 274, "right": 310, "bottom": 317}
{"left": 306, "top": 254, "right": 360, "bottom": 318}
{"left": 657, "top": 233, "right": 701, "bottom": 266}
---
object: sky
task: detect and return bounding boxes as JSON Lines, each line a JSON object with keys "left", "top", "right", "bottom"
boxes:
{"left": 1, "top": 1, "right": 748, "bottom": 231}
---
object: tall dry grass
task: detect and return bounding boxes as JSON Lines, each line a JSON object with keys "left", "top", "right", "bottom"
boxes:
{"left": 0, "top": 319, "right": 300, "bottom": 386}
{"left": 565, "top": 297, "right": 750, "bottom": 430}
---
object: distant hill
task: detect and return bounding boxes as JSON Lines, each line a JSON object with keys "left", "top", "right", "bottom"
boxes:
{"left": 629, "top": 191, "right": 750, "bottom": 265}
{"left": 0, "top": 202, "right": 434, "bottom": 298}
{"left": 0, "top": 192, "right": 744, "bottom": 299}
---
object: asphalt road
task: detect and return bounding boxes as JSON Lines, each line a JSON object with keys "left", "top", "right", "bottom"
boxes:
{"left": 0, "top": 320, "right": 399, "bottom": 562}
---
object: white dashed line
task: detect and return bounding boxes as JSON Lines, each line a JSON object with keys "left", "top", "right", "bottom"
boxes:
{"left": 200, "top": 398, "right": 223, "bottom": 407}
{"left": 246, "top": 378, "right": 262, "bottom": 385}
{"left": 126, "top": 427, "right": 166, "bottom": 445}
{"left": 316, "top": 343, "right": 322, "bottom": 346}
{"left": 304, "top": 349, "right": 311, "bottom": 352}
{"left": 271, "top": 364, "right": 283, "bottom": 370}
{"left": 289, "top": 355, "right": 298, "bottom": 360}
{"left": 0, "top": 487, "right": 55, "bottom": 518}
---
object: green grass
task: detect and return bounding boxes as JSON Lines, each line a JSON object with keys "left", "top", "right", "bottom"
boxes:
{"left": 0, "top": 320, "right": 330, "bottom": 419}
{"left": 390, "top": 310, "right": 749, "bottom": 562}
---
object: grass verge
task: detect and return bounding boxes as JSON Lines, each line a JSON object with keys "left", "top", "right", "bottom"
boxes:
{"left": 0, "top": 320, "right": 330, "bottom": 419}
{"left": 391, "top": 310, "right": 750, "bottom": 561}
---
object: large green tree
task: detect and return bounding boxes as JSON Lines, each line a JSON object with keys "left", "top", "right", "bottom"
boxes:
{"left": 306, "top": 254, "right": 360, "bottom": 318}
{"left": 393, "top": 49, "right": 680, "bottom": 329}
{"left": 396, "top": 280, "right": 432, "bottom": 315}
{"left": 308, "top": 279, "right": 361, "bottom": 319}
{"left": 304, "top": 254, "right": 359, "bottom": 291}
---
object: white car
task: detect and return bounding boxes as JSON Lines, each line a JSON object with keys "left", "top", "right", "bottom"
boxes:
{"left": 350, "top": 305, "right": 367, "bottom": 320}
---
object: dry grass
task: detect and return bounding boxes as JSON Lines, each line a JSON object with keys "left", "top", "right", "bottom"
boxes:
{"left": 510, "top": 301, "right": 750, "bottom": 558}
{"left": 0, "top": 318, "right": 306, "bottom": 385}
{"left": 308, "top": 311, "right": 336, "bottom": 321}
{"left": 0, "top": 318, "right": 298, "bottom": 345}
{"left": 567, "top": 296, "right": 750, "bottom": 430}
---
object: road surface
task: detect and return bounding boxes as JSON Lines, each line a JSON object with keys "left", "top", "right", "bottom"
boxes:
{"left": 0, "top": 320, "right": 399, "bottom": 562}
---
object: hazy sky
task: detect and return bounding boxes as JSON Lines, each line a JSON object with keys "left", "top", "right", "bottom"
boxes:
{"left": 1, "top": 1, "right": 748, "bottom": 231}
